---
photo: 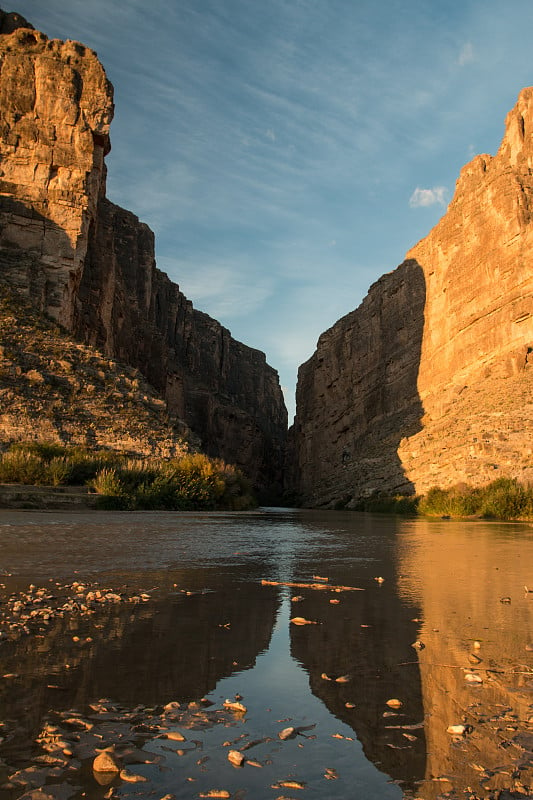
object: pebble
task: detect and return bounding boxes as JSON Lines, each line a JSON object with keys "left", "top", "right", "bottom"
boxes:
{"left": 120, "top": 768, "right": 147, "bottom": 782}
{"left": 227, "top": 749, "right": 245, "bottom": 767}
{"left": 386, "top": 699, "right": 402, "bottom": 709}
{"left": 164, "top": 730, "right": 186, "bottom": 741}
{"left": 278, "top": 726, "right": 296, "bottom": 740}
{"left": 93, "top": 749, "right": 120, "bottom": 773}
{"left": 223, "top": 700, "right": 247, "bottom": 714}
{"left": 446, "top": 724, "right": 473, "bottom": 736}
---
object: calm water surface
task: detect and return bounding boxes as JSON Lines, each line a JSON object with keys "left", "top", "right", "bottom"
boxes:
{"left": 0, "top": 508, "right": 531, "bottom": 799}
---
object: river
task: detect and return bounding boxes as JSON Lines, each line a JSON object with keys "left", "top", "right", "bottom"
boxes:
{"left": 0, "top": 508, "right": 531, "bottom": 800}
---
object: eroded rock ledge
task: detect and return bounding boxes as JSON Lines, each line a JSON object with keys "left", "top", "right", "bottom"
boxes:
{"left": 0, "top": 12, "right": 287, "bottom": 493}
{"left": 291, "top": 89, "right": 533, "bottom": 507}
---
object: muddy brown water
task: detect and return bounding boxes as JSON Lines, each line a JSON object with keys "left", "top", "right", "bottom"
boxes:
{"left": 0, "top": 508, "right": 531, "bottom": 800}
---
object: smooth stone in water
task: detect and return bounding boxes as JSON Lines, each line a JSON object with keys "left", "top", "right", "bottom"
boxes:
{"left": 93, "top": 749, "right": 120, "bottom": 774}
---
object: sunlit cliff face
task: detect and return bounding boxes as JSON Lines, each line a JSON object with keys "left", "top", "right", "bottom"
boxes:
{"left": 291, "top": 88, "right": 533, "bottom": 506}
{"left": 396, "top": 518, "right": 533, "bottom": 797}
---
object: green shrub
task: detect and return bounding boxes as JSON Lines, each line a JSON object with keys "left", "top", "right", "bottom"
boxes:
{"left": 479, "top": 477, "right": 529, "bottom": 520}
{"left": 0, "top": 441, "right": 257, "bottom": 511}
{"left": 90, "top": 467, "right": 124, "bottom": 496}
{"left": 10, "top": 441, "right": 66, "bottom": 461}
{"left": 419, "top": 478, "right": 533, "bottom": 520}
{"left": 48, "top": 457, "right": 70, "bottom": 486}
{"left": 0, "top": 449, "right": 46, "bottom": 484}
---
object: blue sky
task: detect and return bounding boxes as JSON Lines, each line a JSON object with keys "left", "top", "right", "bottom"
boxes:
{"left": 11, "top": 0, "right": 533, "bottom": 420}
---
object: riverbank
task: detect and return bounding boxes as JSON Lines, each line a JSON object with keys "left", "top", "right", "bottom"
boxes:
{"left": 0, "top": 484, "right": 99, "bottom": 510}
{"left": 349, "top": 478, "right": 533, "bottom": 522}
{"left": 0, "top": 442, "right": 256, "bottom": 510}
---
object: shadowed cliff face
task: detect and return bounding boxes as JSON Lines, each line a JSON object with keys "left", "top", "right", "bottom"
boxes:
{"left": 0, "top": 9, "right": 32, "bottom": 33}
{"left": 289, "top": 259, "right": 426, "bottom": 506}
{"left": 0, "top": 574, "right": 281, "bottom": 752}
{"left": 0, "top": 16, "right": 287, "bottom": 491}
{"left": 291, "top": 87, "right": 533, "bottom": 505}
{"left": 74, "top": 198, "right": 287, "bottom": 490}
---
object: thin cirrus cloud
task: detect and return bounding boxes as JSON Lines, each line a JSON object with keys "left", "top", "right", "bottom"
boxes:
{"left": 409, "top": 186, "right": 448, "bottom": 208}
{"left": 157, "top": 256, "right": 275, "bottom": 320}
{"left": 458, "top": 42, "right": 475, "bottom": 66}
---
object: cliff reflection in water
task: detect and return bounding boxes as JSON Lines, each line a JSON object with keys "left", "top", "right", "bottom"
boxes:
{"left": 287, "top": 512, "right": 427, "bottom": 792}
{"left": 0, "top": 571, "right": 280, "bottom": 754}
{"left": 397, "top": 518, "right": 533, "bottom": 798}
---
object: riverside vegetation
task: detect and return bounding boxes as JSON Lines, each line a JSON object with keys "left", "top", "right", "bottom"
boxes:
{"left": 352, "top": 477, "right": 533, "bottom": 521}
{"left": 1, "top": 440, "right": 530, "bottom": 518}
{"left": 0, "top": 441, "right": 255, "bottom": 510}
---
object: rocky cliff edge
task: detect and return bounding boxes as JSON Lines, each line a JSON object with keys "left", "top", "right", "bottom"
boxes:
{"left": 0, "top": 12, "right": 287, "bottom": 494}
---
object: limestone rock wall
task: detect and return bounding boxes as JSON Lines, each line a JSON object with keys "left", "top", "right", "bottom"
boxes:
{"left": 74, "top": 198, "right": 287, "bottom": 488}
{"left": 292, "top": 89, "right": 533, "bottom": 505}
{"left": 0, "top": 21, "right": 113, "bottom": 326}
{"left": 289, "top": 259, "right": 427, "bottom": 505}
{"left": 0, "top": 14, "right": 287, "bottom": 491}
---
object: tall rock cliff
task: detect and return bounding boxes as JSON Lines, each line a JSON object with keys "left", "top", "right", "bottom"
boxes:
{"left": 291, "top": 89, "right": 533, "bottom": 506}
{"left": 0, "top": 13, "right": 287, "bottom": 491}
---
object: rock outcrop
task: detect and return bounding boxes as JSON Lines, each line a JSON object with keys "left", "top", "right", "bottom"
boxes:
{"left": 291, "top": 89, "right": 533, "bottom": 506}
{"left": 0, "top": 287, "right": 193, "bottom": 459}
{"left": 0, "top": 14, "right": 287, "bottom": 492}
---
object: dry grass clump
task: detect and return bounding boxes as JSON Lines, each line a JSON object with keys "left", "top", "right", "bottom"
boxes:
{"left": 0, "top": 442, "right": 255, "bottom": 511}
{"left": 418, "top": 477, "right": 533, "bottom": 520}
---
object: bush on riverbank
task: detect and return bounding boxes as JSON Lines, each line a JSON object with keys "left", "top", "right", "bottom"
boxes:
{"left": 0, "top": 442, "right": 256, "bottom": 510}
{"left": 337, "top": 477, "right": 532, "bottom": 520}
{"left": 418, "top": 478, "right": 533, "bottom": 520}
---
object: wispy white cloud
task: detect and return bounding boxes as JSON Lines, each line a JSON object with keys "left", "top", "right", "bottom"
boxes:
{"left": 458, "top": 42, "right": 474, "bottom": 66}
{"left": 409, "top": 186, "right": 448, "bottom": 208}
{"left": 157, "top": 255, "right": 274, "bottom": 320}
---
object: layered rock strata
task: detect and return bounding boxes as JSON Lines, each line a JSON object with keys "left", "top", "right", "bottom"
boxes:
{"left": 291, "top": 89, "right": 533, "bottom": 506}
{"left": 0, "top": 14, "right": 287, "bottom": 491}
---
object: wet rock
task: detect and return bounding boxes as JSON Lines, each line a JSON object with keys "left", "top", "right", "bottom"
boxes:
{"left": 278, "top": 727, "right": 296, "bottom": 740}
{"left": 227, "top": 750, "right": 244, "bottom": 767}
{"left": 163, "top": 730, "right": 186, "bottom": 741}
{"left": 386, "top": 699, "right": 402, "bottom": 709}
{"left": 446, "top": 724, "right": 473, "bottom": 736}
{"left": 119, "top": 768, "right": 147, "bottom": 782}
{"left": 277, "top": 779, "right": 306, "bottom": 789}
{"left": 93, "top": 748, "right": 120, "bottom": 773}
{"left": 223, "top": 700, "right": 247, "bottom": 714}
{"left": 335, "top": 674, "right": 350, "bottom": 683}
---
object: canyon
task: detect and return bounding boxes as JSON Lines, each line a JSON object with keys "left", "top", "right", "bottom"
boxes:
{"left": 290, "top": 89, "right": 533, "bottom": 506}
{"left": 0, "top": 11, "right": 287, "bottom": 494}
{"left": 0, "top": 9, "right": 531, "bottom": 506}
